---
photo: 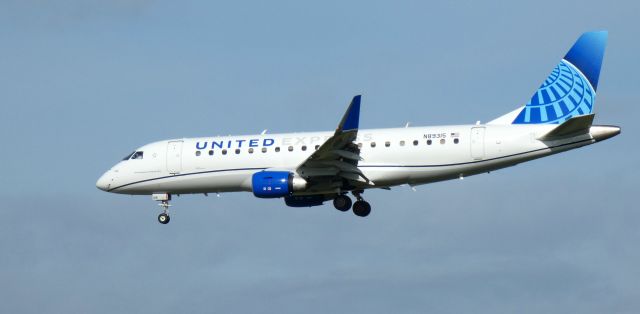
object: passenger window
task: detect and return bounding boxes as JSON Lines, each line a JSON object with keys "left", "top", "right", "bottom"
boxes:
{"left": 427, "top": 139, "right": 432, "bottom": 145}
{"left": 275, "top": 147, "right": 281, "bottom": 152}
{"left": 235, "top": 148, "right": 241, "bottom": 154}
{"left": 208, "top": 150, "right": 214, "bottom": 156}
{"left": 261, "top": 147, "right": 267, "bottom": 153}
{"left": 371, "top": 142, "right": 376, "bottom": 148}
{"left": 385, "top": 141, "right": 390, "bottom": 147}
{"left": 248, "top": 148, "right": 254, "bottom": 154}
{"left": 413, "top": 140, "right": 419, "bottom": 146}
{"left": 288, "top": 146, "right": 294, "bottom": 152}
{"left": 454, "top": 138, "right": 459, "bottom": 144}
{"left": 315, "top": 145, "right": 320, "bottom": 150}
{"left": 195, "top": 151, "right": 201, "bottom": 157}
{"left": 357, "top": 143, "right": 363, "bottom": 149}
{"left": 440, "top": 139, "right": 445, "bottom": 144}
{"left": 399, "top": 141, "right": 405, "bottom": 146}
{"left": 222, "top": 149, "right": 227, "bottom": 155}
{"left": 301, "top": 145, "right": 307, "bottom": 151}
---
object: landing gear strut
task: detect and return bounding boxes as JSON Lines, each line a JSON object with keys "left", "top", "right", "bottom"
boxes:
{"left": 153, "top": 193, "right": 172, "bottom": 224}
{"left": 351, "top": 190, "right": 371, "bottom": 217}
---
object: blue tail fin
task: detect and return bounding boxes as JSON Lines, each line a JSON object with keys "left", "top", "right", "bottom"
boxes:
{"left": 511, "top": 31, "right": 608, "bottom": 124}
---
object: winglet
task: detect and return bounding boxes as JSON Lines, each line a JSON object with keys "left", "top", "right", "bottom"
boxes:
{"left": 337, "top": 95, "right": 361, "bottom": 132}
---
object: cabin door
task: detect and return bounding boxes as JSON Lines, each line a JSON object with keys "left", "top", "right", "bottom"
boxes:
{"left": 167, "top": 140, "right": 183, "bottom": 174}
{"left": 470, "top": 127, "right": 486, "bottom": 160}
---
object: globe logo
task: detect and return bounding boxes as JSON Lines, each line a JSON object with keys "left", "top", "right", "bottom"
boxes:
{"left": 513, "top": 59, "right": 595, "bottom": 124}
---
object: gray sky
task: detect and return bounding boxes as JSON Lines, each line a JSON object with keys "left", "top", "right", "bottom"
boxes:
{"left": 0, "top": 0, "right": 638, "bottom": 313}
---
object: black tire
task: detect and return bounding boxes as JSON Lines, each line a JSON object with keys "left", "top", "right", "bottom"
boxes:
{"left": 352, "top": 201, "right": 371, "bottom": 217}
{"left": 333, "top": 195, "right": 352, "bottom": 212}
{"left": 158, "top": 213, "right": 170, "bottom": 224}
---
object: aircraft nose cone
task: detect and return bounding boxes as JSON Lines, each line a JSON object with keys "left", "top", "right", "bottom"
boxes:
{"left": 96, "top": 173, "right": 111, "bottom": 192}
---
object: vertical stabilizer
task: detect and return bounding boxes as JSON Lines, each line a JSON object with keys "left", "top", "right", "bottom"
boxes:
{"left": 489, "top": 31, "right": 608, "bottom": 125}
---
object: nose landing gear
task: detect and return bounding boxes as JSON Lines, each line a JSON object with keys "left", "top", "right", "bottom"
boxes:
{"left": 153, "top": 193, "right": 172, "bottom": 224}
{"left": 158, "top": 212, "right": 170, "bottom": 224}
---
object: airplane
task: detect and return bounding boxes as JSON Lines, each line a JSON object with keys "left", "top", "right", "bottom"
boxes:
{"left": 97, "top": 31, "right": 619, "bottom": 224}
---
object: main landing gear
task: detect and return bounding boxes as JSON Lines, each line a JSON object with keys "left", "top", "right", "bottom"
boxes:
{"left": 352, "top": 200, "right": 371, "bottom": 217}
{"left": 153, "top": 193, "right": 172, "bottom": 224}
{"left": 333, "top": 195, "right": 352, "bottom": 212}
{"left": 333, "top": 191, "right": 371, "bottom": 217}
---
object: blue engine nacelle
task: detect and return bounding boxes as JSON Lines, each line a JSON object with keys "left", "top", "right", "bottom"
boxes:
{"left": 252, "top": 171, "right": 307, "bottom": 198}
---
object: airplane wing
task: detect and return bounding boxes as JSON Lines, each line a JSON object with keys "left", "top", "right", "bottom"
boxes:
{"left": 295, "top": 95, "right": 372, "bottom": 193}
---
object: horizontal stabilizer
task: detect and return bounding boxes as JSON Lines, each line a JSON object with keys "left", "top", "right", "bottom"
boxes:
{"left": 537, "top": 114, "right": 594, "bottom": 140}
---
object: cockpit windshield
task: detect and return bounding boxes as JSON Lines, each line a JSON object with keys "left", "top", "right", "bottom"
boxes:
{"left": 122, "top": 151, "right": 144, "bottom": 160}
{"left": 123, "top": 151, "right": 135, "bottom": 160}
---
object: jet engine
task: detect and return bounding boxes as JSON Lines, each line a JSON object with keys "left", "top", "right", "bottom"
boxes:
{"left": 251, "top": 171, "right": 307, "bottom": 198}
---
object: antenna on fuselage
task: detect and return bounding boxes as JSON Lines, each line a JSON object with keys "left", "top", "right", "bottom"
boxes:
{"left": 261, "top": 129, "right": 268, "bottom": 135}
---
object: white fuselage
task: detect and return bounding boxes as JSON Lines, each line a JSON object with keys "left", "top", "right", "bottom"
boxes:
{"left": 96, "top": 124, "right": 619, "bottom": 196}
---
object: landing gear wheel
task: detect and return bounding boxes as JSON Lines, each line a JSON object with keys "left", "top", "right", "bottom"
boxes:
{"left": 352, "top": 201, "right": 371, "bottom": 217}
{"left": 158, "top": 213, "right": 170, "bottom": 224}
{"left": 333, "top": 195, "right": 352, "bottom": 212}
